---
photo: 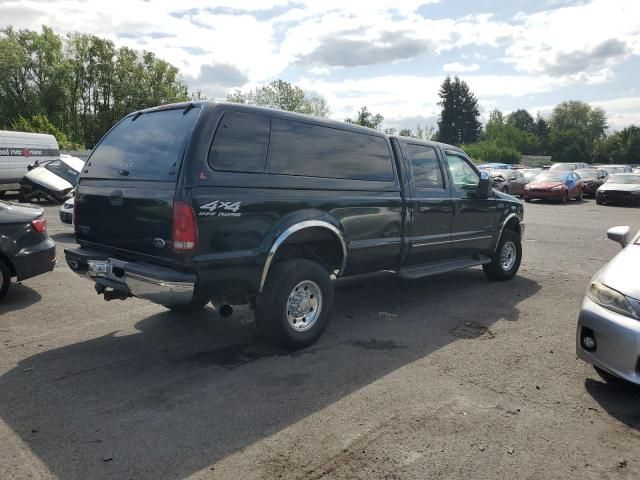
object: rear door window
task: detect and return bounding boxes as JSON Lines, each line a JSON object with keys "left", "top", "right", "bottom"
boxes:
{"left": 84, "top": 107, "right": 200, "bottom": 181}
{"left": 406, "top": 144, "right": 445, "bottom": 189}
{"left": 265, "top": 118, "right": 394, "bottom": 182}
{"left": 209, "top": 111, "right": 270, "bottom": 173}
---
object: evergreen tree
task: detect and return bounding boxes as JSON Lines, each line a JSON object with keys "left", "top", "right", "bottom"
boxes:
{"left": 437, "top": 76, "right": 481, "bottom": 145}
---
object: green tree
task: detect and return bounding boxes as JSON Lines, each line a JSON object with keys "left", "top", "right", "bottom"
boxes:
{"left": 595, "top": 125, "right": 640, "bottom": 164}
{"left": 0, "top": 26, "right": 191, "bottom": 147}
{"left": 399, "top": 128, "right": 413, "bottom": 137}
{"left": 437, "top": 76, "right": 481, "bottom": 145}
{"left": 462, "top": 140, "right": 521, "bottom": 164}
{"left": 226, "top": 79, "right": 330, "bottom": 117}
{"left": 12, "top": 114, "right": 84, "bottom": 149}
{"left": 549, "top": 101, "right": 607, "bottom": 162}
{"left": 506, "top": 109, "right": 535, "bottom": 134}
{"left": 344, "top": 106, "right": 384, "bottom": 130}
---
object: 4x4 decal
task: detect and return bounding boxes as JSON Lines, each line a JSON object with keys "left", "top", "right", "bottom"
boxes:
{"left": 199, "top": 200, "right": 242, "bottom": 217}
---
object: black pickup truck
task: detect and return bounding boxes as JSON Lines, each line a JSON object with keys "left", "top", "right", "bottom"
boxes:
{"left": 65, "top": 101, "right": 524, "bottom": 349}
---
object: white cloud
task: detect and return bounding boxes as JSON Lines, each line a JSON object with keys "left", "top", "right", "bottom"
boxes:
{"left": 505, "top": 0, "right": 640, "bottom": 78}
{"left": 443, "top": 62, "right": 480, "bottom": 72}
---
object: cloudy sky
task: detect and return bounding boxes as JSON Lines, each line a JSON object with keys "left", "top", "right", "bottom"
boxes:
{"left": 1, "top": 0, "right": 639, "bottom": 130}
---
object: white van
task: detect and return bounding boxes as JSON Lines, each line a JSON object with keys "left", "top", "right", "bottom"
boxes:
{"left": 0, "top": 130, "right": 60, "bottom": 196}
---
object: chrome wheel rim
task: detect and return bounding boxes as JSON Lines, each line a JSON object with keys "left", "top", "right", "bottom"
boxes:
{"left": 500, "top": 241, "right": 517, "bottom": 271}
{"left": 286, "top": 280, "right": 322, "bottom": 332}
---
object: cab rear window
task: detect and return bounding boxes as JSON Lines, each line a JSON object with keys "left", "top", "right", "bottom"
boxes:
{"left": 83, "top": 107, "right": 200, "bottom": 181}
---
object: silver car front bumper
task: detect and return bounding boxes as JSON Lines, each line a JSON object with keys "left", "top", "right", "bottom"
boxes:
{"left": 576, "top": 296, "right": 640, "bottom": 384}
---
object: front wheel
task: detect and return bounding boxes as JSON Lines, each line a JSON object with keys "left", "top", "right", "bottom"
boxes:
{"left": 0, "top": 259, "right": 11, "bottom": 301}
{"left": 483, "top": 230, "right": 522, "bottom": 281}
{"left": 575, "top": 190, "right": 583, "bottom": 201}
{"left": 255, "top": 258, "right": 334, "bottom": 350}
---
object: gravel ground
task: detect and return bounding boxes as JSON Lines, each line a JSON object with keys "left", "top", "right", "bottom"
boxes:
{"left": 1, "top": 196, "right": 639, "bottom": 480}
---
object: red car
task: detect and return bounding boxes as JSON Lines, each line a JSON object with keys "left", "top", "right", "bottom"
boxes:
{"left": 523, "top": 171, "right": 583, "bottom": 203}
{"left": 575, "top": 168, "right": 608, "bottom": 197}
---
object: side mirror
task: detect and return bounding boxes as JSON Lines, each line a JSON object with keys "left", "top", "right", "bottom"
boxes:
{"left": 607, "top": 226, "right": 632, "bottom": 248}
{"left": 477, "top": 172, "right": 492, "bottom": 198}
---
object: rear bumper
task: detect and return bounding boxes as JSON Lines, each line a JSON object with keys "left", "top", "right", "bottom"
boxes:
{"left": 14, "top": 238, "right": 56, "bottom": 281}
{"left": 64, "top": 247, "right": 195, "bottom": 307}
{"left": 576, "top": 296, "right": 640, "bottom": 385}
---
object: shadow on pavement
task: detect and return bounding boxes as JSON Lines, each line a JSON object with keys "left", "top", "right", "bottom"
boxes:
{"left": 584, "top": 378, "right": 640, "bottom": 431}
{"left": 0, "top": 269, "right": 540, "bottom": 479}
{"left": 0, "top": 282, "right": 42, "bottom": 314}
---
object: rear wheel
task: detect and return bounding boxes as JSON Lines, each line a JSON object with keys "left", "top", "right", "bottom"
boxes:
{"left": 255, "top": 258, "right": 334, "bottom": 350}
{"left": 0, "top": 259, "right": 11, "bottom": 301}
{"left": 483, "top": 230, "right": 522, "bottom": 281}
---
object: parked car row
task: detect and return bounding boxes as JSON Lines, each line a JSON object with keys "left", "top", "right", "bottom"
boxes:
{"left": 0, "top": 130, "right": 83, "bottom": 204}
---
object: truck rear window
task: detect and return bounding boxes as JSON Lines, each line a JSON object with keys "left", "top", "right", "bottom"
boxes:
{"left": 83, "top": 107, "right": 200, "bottom": 181}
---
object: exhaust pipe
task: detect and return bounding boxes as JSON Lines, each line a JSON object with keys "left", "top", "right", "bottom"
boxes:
{"left": 212, "top": 297, "right": 233, "bottom": 317}
{"left": 218, "top": 304, "right": 234, "bottom": 318}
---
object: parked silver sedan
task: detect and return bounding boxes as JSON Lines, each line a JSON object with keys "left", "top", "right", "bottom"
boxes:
{"left": 577, "top": 226, "right": 640, "bottom": 384}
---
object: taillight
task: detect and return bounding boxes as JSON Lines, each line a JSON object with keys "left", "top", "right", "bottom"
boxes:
{"left": 31, "top": 217, "right": 47, "bottom": 233}
{"left": 172, "top": 201, "right": 198, "bottom": 252}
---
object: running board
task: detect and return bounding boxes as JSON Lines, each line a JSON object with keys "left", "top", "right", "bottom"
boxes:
{"left": 398, "top": 255, "right": 492, "bottom": 280}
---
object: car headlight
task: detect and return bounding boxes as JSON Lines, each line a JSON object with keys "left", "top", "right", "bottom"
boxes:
{"left": 587, "top": 281, "right": 638, "bottom": 319}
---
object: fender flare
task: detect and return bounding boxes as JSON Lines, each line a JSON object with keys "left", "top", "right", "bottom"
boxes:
{"left": 494, "top": 213, "right": 521, "bottom": 251}
{"left": 259, "top": 220, "right": 347, "bottom": 292}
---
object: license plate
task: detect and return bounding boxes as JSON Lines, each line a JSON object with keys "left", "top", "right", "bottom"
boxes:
{"left": 88, "top": 260, "right": 108, "bottom": 275}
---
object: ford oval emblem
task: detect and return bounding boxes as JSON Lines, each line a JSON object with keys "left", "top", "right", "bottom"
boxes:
{"left": 153, "top": 238, "right": 166, "bottom": 249}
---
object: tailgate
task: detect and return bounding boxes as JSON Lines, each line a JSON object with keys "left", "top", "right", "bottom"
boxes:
{"left": 76, "top": 181, "right": 175, "bottom": 258}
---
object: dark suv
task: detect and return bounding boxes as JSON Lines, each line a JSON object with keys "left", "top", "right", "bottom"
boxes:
{"left": 66, "top": 102, "right": 524, "bottom": 349}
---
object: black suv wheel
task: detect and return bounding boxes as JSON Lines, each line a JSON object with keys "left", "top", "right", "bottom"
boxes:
{"left": 255, "top": 258, "right": 334, "bottom": 350}
{"left": 483, "top": 230, "right": 522, "bottom": 281}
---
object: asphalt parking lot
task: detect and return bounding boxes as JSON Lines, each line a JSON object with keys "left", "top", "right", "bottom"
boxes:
{"left": 1, "top": 197, "right": 640, "bottom": 480}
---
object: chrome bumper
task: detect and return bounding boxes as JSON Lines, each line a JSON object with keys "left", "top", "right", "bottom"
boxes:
{"left": 576, "top": 296, "right": 640, "bottom": 384}
{"left": 65, "top": 248, "right": 195, "bottom": 307}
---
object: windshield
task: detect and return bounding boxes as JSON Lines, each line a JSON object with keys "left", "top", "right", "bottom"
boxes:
{"left": 550, "top": 163, "right": 576, "bottom": 171}
{"left": 535, "top": 173, "right": 566, "bottom": 182}
{"left": 44, "top": 159, "right": 80, "bottom": 185}
{"left": 606, "top": 174, "right": 640, "bottom": 184}
{"left": 575, "top": 169, "right": 598, "bottom": 180}
{"left": 84, "top": 106, "right": 200, "bottom": 181}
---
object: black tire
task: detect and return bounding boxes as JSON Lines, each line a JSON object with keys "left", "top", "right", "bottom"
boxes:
{"left": 524, "top": 197, "right": 531, "bottom": 203}
{"left": 0, "top": 259, "right": 11, "bottom": 301}
{"left": 594, "top": 366, "right": 623, "bottom": 384}
{"left": 561, "top": 191, "right": 568, "bottom": 204}
{"left": 575, "top": 190, "right": 583, "bottom": 201}
{"left": 166, "top": 297, "right": 209, "bottom": 312}
{"left": 255, "top": 258, "right": 334, "bottom": 350}
{"left": 596, "top": 197, "right": 603, "bottom": 205}
{"left": 483, "top": 230, "right": 522, "bottom": 281}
